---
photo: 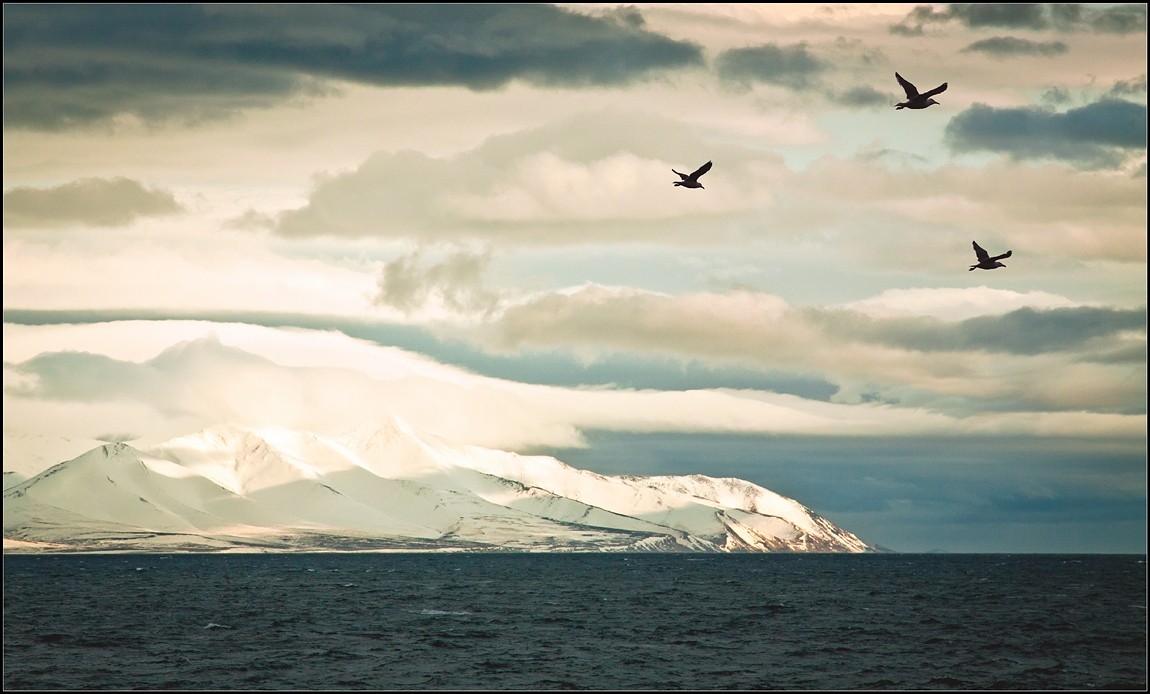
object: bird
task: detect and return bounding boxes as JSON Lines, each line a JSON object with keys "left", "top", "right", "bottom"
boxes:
{"left": 894, "top": 72, "right": 947, "bottom": 110}
{"left": 969, "top": 241, "right": 1012, "bottom": 271}
{"left": 672, "top": 160, "right": 712, "bottom": 189}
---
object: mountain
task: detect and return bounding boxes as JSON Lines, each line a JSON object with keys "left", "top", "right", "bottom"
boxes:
{"left": 3, "top": 420, "right": 876, "bottom": 553}
{"left": 3, "top": 432, "right": 106, "bottom": 491}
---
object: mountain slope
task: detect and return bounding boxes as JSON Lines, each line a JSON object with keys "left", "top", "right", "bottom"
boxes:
{"left": 3, "top": 421, "right": 877, "bottom": 553}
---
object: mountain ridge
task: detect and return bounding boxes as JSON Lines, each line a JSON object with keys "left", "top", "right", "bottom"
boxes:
{"left": 4, "top": 420, "right": 877, "bottom": 554}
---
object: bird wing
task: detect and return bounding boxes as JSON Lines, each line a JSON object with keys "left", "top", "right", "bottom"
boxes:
{"left": 972, "top": 241, "right": 989, "bottom": 261}
{"left": 672, "top": 169, "right": 689, "bottom": 180}
{"left": 921, "top": 82, "right": 948, "bottom": 99}
{"left": 895, "top": 72, "right": 919, "bottom": 98}
{"left": 989, "top": 250, "right": 1012, "bottom": 262}
{"left": 689, "top": 160, "right": 713, "bottom": 180}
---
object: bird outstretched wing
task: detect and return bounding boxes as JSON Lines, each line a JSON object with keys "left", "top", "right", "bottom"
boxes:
{"left": 895, "top": 72, "right": 919, "bottom": 98}
{"left": 921, "top": 82, "right": 948, "bottom": 99}
{"left": 690, "top": 160, "right": 713, "bottom": 180}
{"left": 972, "top": 241, "right": 989, "bottom": 261}
{"left": 989, "top": 250, "right": 1012, "bottom": 262}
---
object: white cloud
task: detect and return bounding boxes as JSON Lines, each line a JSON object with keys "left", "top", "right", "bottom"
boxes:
{"left": 4, "top": 322, "right": 1141, "bottom": 457}
{"left": 445, "top": 151, "right": 771, "bottom": 222}
{"left": 836, "top": 286, "right": 1084, "bottom": 320}
{"left": 2, "top": 231, "right": 383, "bottom": 316}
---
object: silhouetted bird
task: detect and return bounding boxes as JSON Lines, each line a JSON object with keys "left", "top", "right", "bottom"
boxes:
{"left": 969, "top": 241, "right": 1012, "bottom": 271}
{"left": 895, "top": 72, "right": 947, "bottom": 110}
{"left": 672, "top": 160, "right": 712, "bottom": 189}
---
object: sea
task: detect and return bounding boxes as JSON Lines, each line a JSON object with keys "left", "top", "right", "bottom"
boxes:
{"left": 3, "top": 553, "right": 1146, "bottom": 691}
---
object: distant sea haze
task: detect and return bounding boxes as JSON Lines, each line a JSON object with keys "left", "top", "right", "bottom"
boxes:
{"left": 4, "top": 421, "right": 874, "bottom": 553}
{"left": 4, "top": 553, "right": 1145, "bottom": 690}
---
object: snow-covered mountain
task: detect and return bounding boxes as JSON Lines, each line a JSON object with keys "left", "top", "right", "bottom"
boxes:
{"left": 3, "top": 419, "right": 876, "bottom": 553}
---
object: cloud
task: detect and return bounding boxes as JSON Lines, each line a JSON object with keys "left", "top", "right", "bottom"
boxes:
{"left": 1, "top": 229, "right": 378, "bottom": 316}
{"left": 374, "top": 247, "right": 504, "bottom": 317}
{"left": 4, "top": 322, "right": 1142, "bottom": 456}
{"left": 267, "top": 106, "right": 1144, "bottom": 262}
{"left": 715, "top": 42, "right": 826, "bottom": 90}
{"left": 892, "top": 3, "right": 1146, "bottom": 35}
{"left": 0, "top": 323, "right": 921, "bottom": 450}
{"left": 3, "top": 177, "right": 183, "bottom": 229}
{"left": 497, "top": 288, "right": 1142, "bottom": 365}
{"left": 770, "top": 155, "right": 1147, "bottom": 264}
{"left": 807, "top": 305, "right": 1147, "bottom": 358}
{"left": 946, "top": 4, "right": 1063, "bottom": 30}
{"left": 1085, "top": 4, "right": 1149, "bottom": 34}
{"left": 3, "top": 4, "right": 704, "bottom": 130}
{"left": 837, "top": 286, "right": 1083, "bottom": 321}
{"left": 961, "top": 36, "right": 1069, "bottom": 58}
{"left": 830, "top": 85, "right": 891, "bottom": 108}
{"left": 0, "top": 308, "right": 844, "bottom": 402}
{"left": 273, "top": 110, "right": 782, "bottom": 243}
{"left": 1107, "top": 74, "right": 1148, "bottom": 98}
{"left": 944, "top": 99, "right": 1147, "bottom": 168}
{"left": 475, "top": 285, "right": 1146, "bottom": 414}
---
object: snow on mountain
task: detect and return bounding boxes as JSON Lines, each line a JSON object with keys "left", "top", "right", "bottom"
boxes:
{"left": 3, "top": 420, "right": 877, "bottom": 553}
{"left": 3, "top": 432, "right": 107, "bottom": 490}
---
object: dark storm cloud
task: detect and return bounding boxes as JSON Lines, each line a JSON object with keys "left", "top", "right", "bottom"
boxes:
{"left": 947, "top": 4, "right": 1056, "bottom": 29}
{"left": 548, "top": 431, "right": 1148, "bottom": 553}
{"left": 1040, "top": 86, "right": 1074, "bottom": 107}
{"left": 3, "top": 177, "right": 183, "bottom": 228}
{"left": 809, "top": 305, "right": 1147, "bottom": 358}
{"left": 2, "top": 3, "right": 704, "bottom": 130}
{"left": 888, "top": 6, "right": 946, "bottom": 37}
{"left": 1107, "top": 74, "right": 1148, "bottom": 99}
{"left": 892, "top": 3, "right": 1146, "bottom": 35}
{"left": 956, "top": 307, "right": 1146, "bottom": 356}
{"left": 944, "top": 99, "right": 1147, "bottom": 168}
{"left": 715, "top": 43, "right": 826, "bottom": 90}
{"left": 961, "top": 36, "right": 1069, "bottom": 58}
{"left": 831, "top": 85, "right": 890, "bottom": 108}
{"left": 1086, "top": 4, "right": 1149, "bottom": 34}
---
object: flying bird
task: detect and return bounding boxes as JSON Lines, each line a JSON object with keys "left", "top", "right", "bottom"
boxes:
{"left": 969, "top": 241, "right": 1012, "bottom": 271}
{"left": 672, "top": 160, "right": 712, "bottom": 189}
{"left": 895, "top": 72, "right": 947, "bottom": 110}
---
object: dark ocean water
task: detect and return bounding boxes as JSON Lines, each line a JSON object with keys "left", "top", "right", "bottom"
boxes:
{"left": 3, "top": 553, "right": 1146, "bottom": 691}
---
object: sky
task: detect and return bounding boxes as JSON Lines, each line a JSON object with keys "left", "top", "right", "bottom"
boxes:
{"left": 3, "top": 3, "right": 1146, "bottom": 553}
